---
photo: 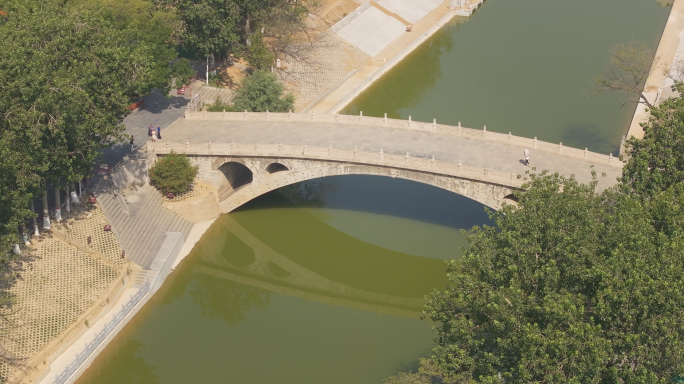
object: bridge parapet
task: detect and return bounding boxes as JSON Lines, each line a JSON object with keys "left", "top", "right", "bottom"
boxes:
{"left": 153, "top": 141, "right": 526, "bottom": 190}
{"left": 184, "top": 111, "right": 623, "bottom": 169}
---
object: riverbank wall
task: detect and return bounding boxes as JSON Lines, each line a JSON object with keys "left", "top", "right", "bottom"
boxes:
{"left": 33, "top": 224, "right": 216, "bottom": 384}
{"left": 305, "top": 0, "right": 484, "bottom": 113}
{"left": 627, "top": 0, "right": 684, "bottom": 139}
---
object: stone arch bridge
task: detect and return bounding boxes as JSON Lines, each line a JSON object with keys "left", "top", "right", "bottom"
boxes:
{"left": 150, "top": 112, "right": 623, "bottom": 211}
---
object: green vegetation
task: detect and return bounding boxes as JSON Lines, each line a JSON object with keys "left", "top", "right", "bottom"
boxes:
{"left": 233, "top": 70, "right": 294, "bottom": 112}
{"left": 0, "top": 0, "right": 189, "bottom": 366}
{"left": 0, "top": 0, "right": 300, "bottom": 332}
{"left": 149, "top": 151, "right": 198, "bottom": 194}
{"left": 156, "top": 0, "right": 317, "bottom": 66}
{"left": 385, "top": 83, "right": 684, "bottom": 383}
{"left": 205, "top": 97, "right": 237, "bottom": 112}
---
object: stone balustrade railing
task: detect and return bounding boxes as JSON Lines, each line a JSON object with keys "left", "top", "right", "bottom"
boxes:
{"left": 153, "top": 141, "right": 527, "bottom": 189}
{"left": 50, "top": 280, "right": 151, "bottom": 384}
{"left": 184, "top": 111, "right": 623, "bottom": 169}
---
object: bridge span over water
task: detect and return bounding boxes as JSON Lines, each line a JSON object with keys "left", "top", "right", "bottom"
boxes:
{"left": 151, "top": 112, "right": 623, "bottom": 211}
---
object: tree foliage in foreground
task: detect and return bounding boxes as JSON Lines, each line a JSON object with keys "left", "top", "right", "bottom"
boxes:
{"left": 0, "top": 3, "right": 157, "bottom": 186}
{"left": 621, "top": 82, "right": 684, "bottom": 197}
{"left": 384, "top": 75, "right": 684, "bottom": 383}
{"left": 414, "top": 170, "right": 684, "bottom": 383}
{"left": 232, "top": 70, "right": 294, "bottom": 112}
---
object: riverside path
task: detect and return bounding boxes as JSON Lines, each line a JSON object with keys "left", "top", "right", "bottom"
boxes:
{"left": 150, "top": 111, "right": 623, "bottom": 211}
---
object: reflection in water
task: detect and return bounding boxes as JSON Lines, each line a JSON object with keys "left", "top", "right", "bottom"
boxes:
{"left": 190, "top": 274, "right": 271, "bottom": 325}
{"left": 76, "top": 176, "right": 492, "bottom": 384}
{"left": 189, "top": 191, "right": 448, "bottom": 317}
{"left": 78, "top": 340, "right": 159, "bottom": 384}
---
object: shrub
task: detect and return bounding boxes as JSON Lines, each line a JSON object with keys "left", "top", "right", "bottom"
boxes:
{"left": 205, "top": 96, "right": 236, "bottom": 112}
{"left": 232, "top": 70, "right": 294, "bottom": 112}
{"left": 149, "top": 151, "right": 198, "bottom": 194}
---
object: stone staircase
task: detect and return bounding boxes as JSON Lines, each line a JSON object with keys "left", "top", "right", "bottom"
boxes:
{"left": 131, "top": 269, "right": 158, "bottom": 288}
{"left": 189, "top": 80, "right": 233, "bottom": 108}
{"left": 95, "top": 185, "right": 193, "bottom": 269}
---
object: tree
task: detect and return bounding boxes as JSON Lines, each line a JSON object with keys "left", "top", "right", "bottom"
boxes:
{"left": 0, "top": 3, "right": 162, "bottom": 367}
{"left": 0, "top": 3, "right": 158, "bottom": 186}
{"left": 155, "top": 0, "right": 242, "bottom": 59}
{"left": 419, "top": 170, "right": 684, "bottom": 383}
{"left": 621, "top": 82, "right": 684, "bottom": 198}
{"left": 73, "top": 0, "right": 186, "bottom": 94}
{"left": 232, "top": 70, "right": 294, "bottom": 112}
{"left": 149, "top": 151, "right": 198, "bottom": 194}
{"left": 594, "top": 40, "right": 659, "bottom": 108}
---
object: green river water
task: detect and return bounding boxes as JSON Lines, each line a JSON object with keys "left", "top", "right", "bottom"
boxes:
{"left": 77, "top": 0, "right": 670, "bottom": 382}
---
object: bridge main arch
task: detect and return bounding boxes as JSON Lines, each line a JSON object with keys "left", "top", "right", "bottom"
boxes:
{"left": 202, "top": 155, "right": 517, "bottom": 212}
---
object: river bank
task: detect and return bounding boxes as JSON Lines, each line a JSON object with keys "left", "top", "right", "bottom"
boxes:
{"left": 627, "top": 0, "right": 684, "bottom": 139}
{"left": 304, "top": 1, "right": 472, "bottom": 113}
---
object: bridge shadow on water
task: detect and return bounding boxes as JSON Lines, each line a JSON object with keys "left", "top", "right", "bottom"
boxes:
{"left": 73, "top": 176, "right": 493, "bottom": 384}
{"left": 158, "top": 175, "right": 494, "bottom": 321}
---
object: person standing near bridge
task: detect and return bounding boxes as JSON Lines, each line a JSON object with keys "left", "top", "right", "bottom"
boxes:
{"left": 524, "top": 148, "right": 530, "bottom": 166}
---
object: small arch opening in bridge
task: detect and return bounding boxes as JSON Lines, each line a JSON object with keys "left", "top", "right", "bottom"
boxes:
{"left": 503, "top": 194, "right": 519, "bottom": 204}
{"left": 220, "top": 162, "right": 253, "bottom": 190}
{"left": 266, "top": 163, "right": 289, "bottom": 174}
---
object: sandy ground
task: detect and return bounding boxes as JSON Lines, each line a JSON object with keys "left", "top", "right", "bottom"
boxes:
{"left": 317, "top": 0, "right": 364, "bottom": 25}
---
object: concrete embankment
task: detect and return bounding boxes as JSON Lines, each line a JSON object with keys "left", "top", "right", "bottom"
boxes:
{"left": 306, "top": 0, "right": 485, "bottom": 113}
{"left": 627, "top": 0, "right": 684, "bottom": 139}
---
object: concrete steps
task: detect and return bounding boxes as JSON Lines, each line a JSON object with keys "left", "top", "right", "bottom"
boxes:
{"left": 94, "top": 182, "right": 193, "bottom": 270}
{"left": 132, "top": 269, "right": 158, "bottom": 288}
{"left": 192, "top": 83, "right": 233, "bottom": 108}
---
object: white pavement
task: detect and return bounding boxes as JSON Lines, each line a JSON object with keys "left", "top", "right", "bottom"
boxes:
{"left": 376, "top": 0, "right": 443, "bottom": 24}
{"left": 336, "top": 6, "right": 407, "bottom": 56}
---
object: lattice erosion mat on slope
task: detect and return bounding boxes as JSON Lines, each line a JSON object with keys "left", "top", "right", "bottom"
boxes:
{"left": 0, "top": 233, "right": 122, "bottom": 382}
{"left": 55, "top": 205, "right": 127, "bottom": 269}
{"left": 277, "top": 33, "right": 370, "bottom": 111}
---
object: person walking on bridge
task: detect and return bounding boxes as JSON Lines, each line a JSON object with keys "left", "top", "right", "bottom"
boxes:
{"left": 157, "top": 125, "right": 162, "bottom": 140}
{"left": 524, "top": 148, "right": 530, "bottom": 167}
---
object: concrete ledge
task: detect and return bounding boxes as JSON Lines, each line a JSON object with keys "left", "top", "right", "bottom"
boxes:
{"left": 327, "top": 10, "right": 458, "bottom": 114}
{"left": 37, "top": 232, "right": 185, "bottom": 384}
{"left": 330, "top": 1, "right": 372, "bottom": 34}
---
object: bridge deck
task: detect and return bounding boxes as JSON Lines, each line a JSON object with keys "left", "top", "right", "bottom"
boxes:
{"left": 161, "top": 118, "right": 622, "bottom": 191}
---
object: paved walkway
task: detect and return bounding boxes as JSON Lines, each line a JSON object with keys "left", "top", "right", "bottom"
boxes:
{"left": 103, "top": 89, "right": 188, "bottom": 166}
{"left": 163, "top": 118, "right": 622, "bottom": 191}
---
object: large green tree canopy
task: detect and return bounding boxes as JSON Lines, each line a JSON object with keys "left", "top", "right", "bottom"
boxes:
{"left": 0, "top": 2, "right": 159, "bottom": 184}
{"left": 420, "top": 170, "right": 684, "bottom": 383}
{"left": 0, "top": 0, "right": 164, "bottom": 326}
{"left": 621, "top": 82, "right": 684, "bottom": 198}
